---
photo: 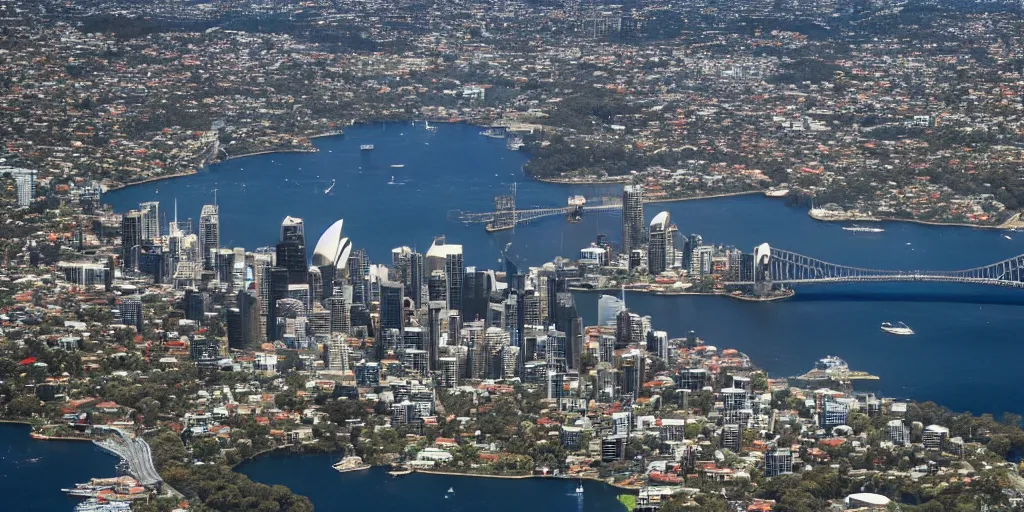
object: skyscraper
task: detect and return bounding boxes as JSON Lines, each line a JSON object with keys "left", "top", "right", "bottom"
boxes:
{"left": 308, "top": 266, "right": 323, "bottom": 305}
{"left": 120, "top": 210, "right": 144, "bottom": 271}
{"left": 648, "top": 211, "right": 671, "bottom": 275}
{"left": 428, "top": 270, "right": 448, "bottom": 304}
{"left": 409, "top": 251, "right": 424, "bottom": 307}
{"left": 426, "top": 237, "right": 463, "bottom": 313}
{"left": 199, "top": 204, "right": 220, "bottom": 270}
{"left": 139, "top": 201, "right": 160, "bottom": 242}
{"left": 427, "top": 301, "right": 445, "bottom": 372}
{"left": 276, "top": 216, "right": 307, "bottom": 284}
{"left": 379, "top": 280, "right": 405, "bottom": 332}
{"left": 120, "top": 298, "right": 143, "bottom": 331}
{"left": 621, "top": 185, "right": 645, "bottom": 255}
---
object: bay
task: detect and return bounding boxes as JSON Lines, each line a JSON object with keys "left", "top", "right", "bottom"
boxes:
{"left": 0, "top": 423, "right": 118, "bottom": 511}
{"left": 236, "top": 453, "right": 626, "bottom": 512}
{"left": 104, "top": 122, "right": 1024, "bottom": 415}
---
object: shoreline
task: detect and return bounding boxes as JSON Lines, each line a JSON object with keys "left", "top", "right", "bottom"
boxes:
{"left": 98, "top": 123, "right": 1018, "bottom": 232}
{"left": 810, "top": 213, "right": 1018, "bottom": 231}
{"left": 411, "top": 469, "right": 640, "bottom": 491}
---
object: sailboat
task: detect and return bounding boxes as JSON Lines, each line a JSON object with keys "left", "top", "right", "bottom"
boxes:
{"left": 425, "top": 120, "right": 437, "bottom": 132}
{"left": 575, "top": 481, "right": 584, "bottom": 495}
{"left": 387, "top": 176, "right": 396, "bottom": 185}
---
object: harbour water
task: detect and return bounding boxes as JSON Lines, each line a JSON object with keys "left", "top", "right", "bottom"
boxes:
{"left": 105, "top": 122, "right": 1024, "bottom": 416}
{"left": 237, "top": 453, "right": 624, "bottom": 512}
{"left": 0, "top": 423, "right": 117, "bottom": 511}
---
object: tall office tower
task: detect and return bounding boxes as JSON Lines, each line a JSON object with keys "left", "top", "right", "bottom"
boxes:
{"left": 213, "top": 248, "right": 235, "bottom": 285}
{"left": 139, "top": 201, "right": 160, "bottom": 242}
{"left": 483, "top": 327, "right": 509, "bottom": 379}
{"left": 184, "top": 288, "right": 205, "bottom": 322}
{"left": 648, "top": 211, "right": 671, "bottom": 275}
{"left": 523, "top": 290, "right": 541, "bottom": 326}
{"left": 253, "top": 250, "right": 274, "bottom": 342}
{"left": 463, "top": 323, "right": 486, "bottom": 379}
{"left": 119, "top": 298, "right": 143, "bottom": 331}
{"left": 120, "top": 210, "right": 144, "bottom": 271}
{"left": 379, "top": 280, "right": 405, "bottom": 332}
{"left": 276, "top": 216, "right": 307, "bottom": 284}
{"left": 427, "top": 270, "right": 448, "bottom": 304}
{"left": 554, "top": 292, "right": 583, "bottom": 371}
{"left": 391, "top": 245, "right": 411, "bottom": 284}
{"left": 408, "top": 251, "right": 424, "bottom": 307}
{"left": 462, "top": 268, "right": 493, "bottom": 322}
{"left": 426, "top": 237, "right": 463, "bottom": 312}
{"left": 325, "top": 295, "right": 350, "bottom": 335}
{"left": 308, "top": 266, "right": 323, "bottom": 305}
{"left": 597, "top": 294, "right": 625, "bottom": 327}
{"left": 348, "top": 249, "right": 369, "bottom": 306}
{"left": 267, "top": 267, "right": 290, "bottom": 340}
{"left": 237, "top": 289, "right": 260, "bottom": 349}
{"left": 427, "top": 301, "right": 445, "bottom": 372}
{"left": 199, "top": 204, "right": 220, "bottom": 270}
{"left": 621, "top": 185, "right": 645, "bottom": 255}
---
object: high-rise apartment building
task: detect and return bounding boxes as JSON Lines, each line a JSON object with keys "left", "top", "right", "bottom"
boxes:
{"left": 648, "top": 211, "right": 671, "bottom": 275}
{"left": 426, "top": 237, "right": 463, "bottom": 313}
{"left": 139, "top": 201, "right": 160, "bottom": 242}
{"left": 199, "top": 204, "right": 220, "bottom": 270}
{"left": 120, "top": 210, "right": 144, "bottom": 271}
{"left": 621, "top": 185, "right": 645, "bottom": 255}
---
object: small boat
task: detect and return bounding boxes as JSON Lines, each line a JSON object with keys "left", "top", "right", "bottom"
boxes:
{"left": 425, "top": 121, "right": 437, "bottom": 132}
{"left": 447, "top": 487, "right": 454, "bottom": 493}
{"left": 324, "top": 179, "right": 336, "bottom": 195}
{"left": 1005, "top": 235, "right": 1012, "bottom": 240}
{"left": 881, "top": 322, "right": 914, "bottom": 336}
{"left": 843, "top": 225, "right": 884, "bottom": 233}
{"left": 387, "top": 176, "right": 396, "bottom": 185}
{"left": 391, "top": 164, "right": 405, "bottom": 168}
{"left": 575, "top": 482, "right": 584, "bottom": 494}
{"left": 360, "top": 144, "right": 374, "bottom": 151}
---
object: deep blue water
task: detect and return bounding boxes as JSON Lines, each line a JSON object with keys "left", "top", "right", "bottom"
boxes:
{"left": 237, "top": 453, "right": 625, "bottom": 512}
{"left": 0, "top": 423, "right": 118, "bottom": 511}
{"left": 104, "top": 122, "right": 1024, "bottom": 415}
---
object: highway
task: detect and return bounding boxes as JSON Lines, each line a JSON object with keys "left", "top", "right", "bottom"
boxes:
{"left": 94, "top": 429, "right": 163, "bottom": 487}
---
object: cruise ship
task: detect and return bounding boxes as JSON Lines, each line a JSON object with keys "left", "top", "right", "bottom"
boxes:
{"left": 842, "top": 225, "right": 884, "bottom": 233}
{"left": 881, "top": 322, "right": 914, "bottom": 335}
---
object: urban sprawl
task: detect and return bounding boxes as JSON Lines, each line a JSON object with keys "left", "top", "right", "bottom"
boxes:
{"left": 5, "top": 0, "right": 1024, "bottom": 512}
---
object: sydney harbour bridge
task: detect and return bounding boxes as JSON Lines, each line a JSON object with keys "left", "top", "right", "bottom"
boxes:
{"left": 451, "top": 192, "right": 1024, "bottom": 292}
{"left": 727, "top": 243, "right": 1024, "bottom": 291}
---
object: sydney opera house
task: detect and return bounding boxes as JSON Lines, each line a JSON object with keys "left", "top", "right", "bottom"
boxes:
{"left": 312, "top": 219, "right": 352, "bottom": 288}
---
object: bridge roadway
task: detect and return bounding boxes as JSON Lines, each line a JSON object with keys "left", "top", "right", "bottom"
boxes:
{"left": 725, "top": 276, "right": 1024, "bottom": 287}
{"left": 451, "top": 203, "right": 621, "bottom": 225}
{"left": 94, "top": 429, "right": 163, "bottom": 487}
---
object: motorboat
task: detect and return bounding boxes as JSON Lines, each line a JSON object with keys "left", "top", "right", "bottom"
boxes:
{"left": 881, "top": 322, "right": 914, "bottom": 335}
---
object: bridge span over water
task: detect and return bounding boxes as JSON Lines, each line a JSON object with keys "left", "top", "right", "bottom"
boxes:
{"left": 725, "top": 244, "right": 1024, "bottom": 289}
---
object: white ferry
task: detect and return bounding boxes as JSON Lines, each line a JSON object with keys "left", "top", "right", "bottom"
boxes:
{"left": 360, "top": 144, "right": 374, "bottom": 151}
{"left": 843, "top": 225, "right": 884, "bottom": 233}
{"left": 764, "top": 188, "right": 789, "bottom": 198}
{"left": 881, "top": 322, "right": 914, "bottom": 336}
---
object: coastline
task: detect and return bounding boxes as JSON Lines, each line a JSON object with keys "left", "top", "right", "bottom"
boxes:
{"left": 809, "top": 213, "right": 1018, "bottom": 231}
{"left": 411, "top": 469, "right": 640, "bottom": 491}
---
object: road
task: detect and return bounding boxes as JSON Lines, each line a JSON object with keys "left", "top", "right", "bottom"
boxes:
{"left": 94, "top": 429, "right": 162, "bottom": 487}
